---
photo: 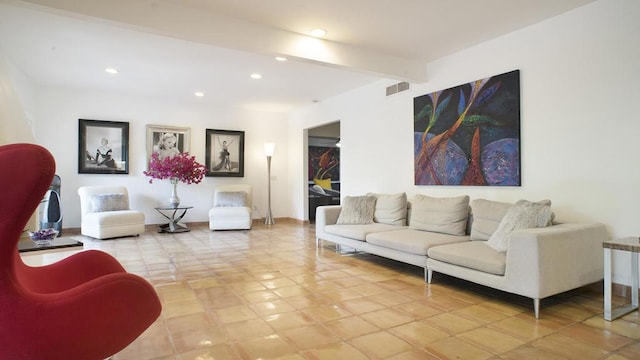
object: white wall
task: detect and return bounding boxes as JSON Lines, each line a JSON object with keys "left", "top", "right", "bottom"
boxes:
{"left": 289, "top": 0, "right": 640, "bottom": 284}
{"left": 31, "top": 86, "right": 290, "bottom": 228}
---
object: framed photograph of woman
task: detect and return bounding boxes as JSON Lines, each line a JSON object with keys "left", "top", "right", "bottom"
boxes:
{"left": 145, "top": 125, "right": 191, "bottom": 167}
{"left": 205, "top": 129, "right": 245, "bottom": 177}
{"left": 78, "top": 119, "right": 129, "bottom": 174}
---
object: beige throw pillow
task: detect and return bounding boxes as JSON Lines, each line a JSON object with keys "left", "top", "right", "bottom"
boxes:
{"left": 409, "top": 194, "right": 470, "bottom": 235}
{"left": 366, "top": 192, "right": 408, "bottom": 226}
{"left": 90, "top": 193, "right": 128, "bottom": 212}
{"left": 486, "top": 199, "right": 553, "bottom": 253}
{"left": 215, "top": 191, "right": 247, "bottom": 207}
{"left": 336, "top": 195, "right": 377, "bottom": 225}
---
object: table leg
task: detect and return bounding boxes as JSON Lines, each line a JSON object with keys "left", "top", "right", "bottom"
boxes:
{"left": 604, "top": 248, "right": 639, "bottom": 321}
{"left": 604, "top": 248, "right": 613, "bottom": 320}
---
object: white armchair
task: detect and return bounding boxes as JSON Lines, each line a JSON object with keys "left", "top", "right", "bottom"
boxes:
{"left": 77, "top": 185, "right": 145, "bottom": 239}
{"left": 209, "top": 184, "right": 253, "bottom": 230}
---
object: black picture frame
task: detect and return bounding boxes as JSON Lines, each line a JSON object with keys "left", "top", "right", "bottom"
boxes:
{"left": 205, "top": 129, "right": 245, "bottom": 177}
{"left": 78, "top": 119, "right": 129, "bottom": 174}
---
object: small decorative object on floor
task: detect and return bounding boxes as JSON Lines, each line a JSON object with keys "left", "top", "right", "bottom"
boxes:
{"left": 28, "top": 228, "right": 59, "bottom": 246}
{"left": 143, "top": 152, "right": 207, "bottom": 208}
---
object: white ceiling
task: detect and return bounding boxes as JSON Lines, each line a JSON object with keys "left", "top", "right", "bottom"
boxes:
{"left": 0, "top": 0, "right": 595, "bottom": 112}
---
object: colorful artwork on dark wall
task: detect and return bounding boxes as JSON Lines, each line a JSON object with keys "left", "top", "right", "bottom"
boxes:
{"left": 309, "top": 146, "right": 340, "bottom": 181}
{"left": 413, "top": 70, "right": 521, "bottom": 186}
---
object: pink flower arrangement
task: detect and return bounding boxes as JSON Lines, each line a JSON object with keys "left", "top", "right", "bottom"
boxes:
{"left": 143, "top": 152, "right": 207, "bottom": 184}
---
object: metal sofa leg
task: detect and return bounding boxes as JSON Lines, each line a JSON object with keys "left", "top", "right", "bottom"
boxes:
{"left": 426, "top": 268, "right": 433, "bottom": 283}
{"left": 533, "top": 298, "right": 540, "bottom": 319}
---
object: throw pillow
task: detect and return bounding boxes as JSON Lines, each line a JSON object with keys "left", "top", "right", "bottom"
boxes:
{"left": 336, "top": 195, "right": 377, "bottom": 225}
{"left": 486, "top": 199, "right": 553, "bottom": 253}
{"left": 215, "top": 191, "right": 247, "bottom": 207}
{"left": 409, "top": 194, "right": 470, "bottom": 235}
{"left": 313, "top": 178, "right": 332, "bottom": 190}
{"left": 471, "top": 199, "right": 552, "bottom": 240}
{"left": 366, "top": 192, "right": 408, "bottom": 226}
{"left": 90, "top": 193, "right": 128, "bottom": 212}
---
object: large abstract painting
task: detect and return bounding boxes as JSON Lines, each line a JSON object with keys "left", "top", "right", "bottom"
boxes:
{"left": 309, "top": 146, "right": 340, "bottom": 181}
{"left": 413, "top": 70, "right": 521, "bottom": 186}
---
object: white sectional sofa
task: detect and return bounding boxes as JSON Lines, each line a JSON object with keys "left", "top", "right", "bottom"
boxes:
{"left": 315, "top": 193, "right": 607, "bottom": 318}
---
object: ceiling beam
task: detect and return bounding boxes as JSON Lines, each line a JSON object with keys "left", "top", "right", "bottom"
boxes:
{"left": 11, "top": 0, "right": 427, "bottom": 82}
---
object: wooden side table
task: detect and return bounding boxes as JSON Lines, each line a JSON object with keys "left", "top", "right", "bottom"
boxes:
{"left": 155, "top": 206, "right": 193, "bottom": 233}
{"left": 603, "top": 237, "right": 639, "bottom": 321}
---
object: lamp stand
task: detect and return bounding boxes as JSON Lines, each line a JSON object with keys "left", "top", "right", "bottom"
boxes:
{"left": 265, "top": 155, "right": 275, "bottom": 225}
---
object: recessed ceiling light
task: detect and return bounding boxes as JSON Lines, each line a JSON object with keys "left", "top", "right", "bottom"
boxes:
{"left": 194, "top": 92, "right": 204, "bottom": 97}
{"left": 310, "top": 28, "right": 327, "bottom": 38}
{"left": 275, "top": 56, "right": 287, "bottom": 62}
{"left": 250, "top": 73, "right": 262, "bottom": 79}
{"left": 105, "top": 67, "right": 119, "bottom": 74}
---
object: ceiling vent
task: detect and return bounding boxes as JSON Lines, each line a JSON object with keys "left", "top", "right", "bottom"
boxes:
{"left": 386, "top": 81, "right": 410, "bottom": 96}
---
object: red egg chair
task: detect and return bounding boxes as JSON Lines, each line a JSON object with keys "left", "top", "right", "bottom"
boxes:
{"left": 0, "top": 143, "right": 161, "bottom": 359}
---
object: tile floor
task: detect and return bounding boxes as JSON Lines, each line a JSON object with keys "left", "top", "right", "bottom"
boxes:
{"left": 24, "top": 222, "right": 640, "bottom": 359}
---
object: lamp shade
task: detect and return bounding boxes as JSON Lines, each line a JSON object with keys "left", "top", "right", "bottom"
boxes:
{"left": 264, "top": 142, "right": 276, "bottom": 157}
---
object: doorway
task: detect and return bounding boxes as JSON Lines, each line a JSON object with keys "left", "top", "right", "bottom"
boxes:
{"left": 307, "top": 121, "right": 340, "bottom": 222}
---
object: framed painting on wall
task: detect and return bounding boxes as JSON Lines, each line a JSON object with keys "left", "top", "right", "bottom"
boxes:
{"left": 205, "top": 129, "right": 245, "bottom": 177}
{"left": 145, "top": 125, "right": 191, "bottom": 167}
{"left": 413, "top": 69, "right": 521, "bottom": 186}
{"left": 78, "top": 119, "right": 129, "bottom": 174}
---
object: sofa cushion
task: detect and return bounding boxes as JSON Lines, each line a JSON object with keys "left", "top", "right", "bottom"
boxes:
{"left": 409, "top": 194, "right": 469, "bottom": 235}
{"left": 428, "top": 241, "right": 506, "bottom": 275}
{"left": 336, "top": 195, "right": 377, "bottom": 225}
{"left": 324, "top": 223, "right": 403, "bottom": 241}
{"left": 366, "top": 229, "right": 469, "bottom": 256}
{"left": 487, "top": 200, "right": 553, "bottom": 253}
{"left": 470, "top": 199, "right": 513, "bottom": 240}
{"left": 90, "top": 193, "right": 128, "bottom": 212}
{"left": 215, "top": 191, "right": 247, "bottom": 207}
{"left": 367, "top": 192, "right": 408, "bottom": 226}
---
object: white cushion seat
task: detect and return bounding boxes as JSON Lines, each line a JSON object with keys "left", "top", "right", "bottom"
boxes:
{"left": 209, "top": 184, "right": 253, "bottom": 230}
{"left": 77, "top": 185, "right": 145, "bottom": 239}
{"left": 428, "top": 241, "right": 506, "bottom": 275}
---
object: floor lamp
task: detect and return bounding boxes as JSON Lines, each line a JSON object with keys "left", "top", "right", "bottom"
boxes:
{"left": 264, "top": 142, "right": 275, "bottom": 225}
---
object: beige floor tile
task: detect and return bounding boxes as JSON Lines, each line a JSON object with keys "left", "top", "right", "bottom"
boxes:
{"left": 487, "top": 316, "right": 555, "bottom": 341}
{"left": 532, "top": 333, "right": 609, "bottom": 360}
{"left": 171, "top": 326, "right": 227, "bottom": 353}
{"left": 349, "top": 331, "right": 414, "bottom": 358}
{"left": 323, "top": 316, "right": 379, "bottom": 339}
{"left": 389, "top": 321, "right": 450, "bottom": 347}
{"left": 215, "top": 304, "right": 258, "bottom": 324}
{"left": 235, "top": 334, "right": 297, "bottom": 359}
{"left": 281, "top": 324, "right": 341, "bottom": 350}
{"left": 583, "top": 315, "right": 640, "bottom": 340}
{"left": 500, "top": 345, "right": 569, "bottom": 360}
{"left": 558, "top": 323, "right": 634, "bottom": 351}
{"left": 457, "top": 327, "right": 525, "bottom": 354}
{"left": 176, "top": 343, "right": 239, "bottom": 360}
{"left": 423, "top": 312, "right": 482, "bottom": 335}
{"left": 250, "top": 299, "right": 296, "bottom": 316}
{"left": 393, "top": 299, "right": 444, "bottom": 319}
{"left": 453, "top": 304, "right": 507, "bottom": 324}
{"left": 162, "top": 298, "right": 206, "bottom": 318}
{"left": 303, "top": 342, "right": 369, "bottom": 360}
{"left": 387, "top": 349, "right": 441, "bottom": 360}
{"left": 302, "top": 303, "right": 353, "bottom": 322}
{"left": 336, "top": 297, "right": 386, "bottom": 315}
{"left": 264, "top": 311, "right": 316, "bottom": 331}
{"left": 242, "top": 289, "right": 280, "bottom": 303}
{"left": 424, "top": 336, "right": 493, "bottom": 360}
{"left": 224, "top": 318, "right": 274, "bottom": 340}
{"left": 360, "top": 308, "right": 414, "bottom": 328}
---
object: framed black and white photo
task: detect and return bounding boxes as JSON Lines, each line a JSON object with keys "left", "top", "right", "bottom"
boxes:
{"left": 205, "top": 129, "right": 244, "bottom": 177}
{"left": 145, "top": 125, "right": 191, "bottom": 167}
{"left": 78, "top": 119, "right": 129, "bottom": 174}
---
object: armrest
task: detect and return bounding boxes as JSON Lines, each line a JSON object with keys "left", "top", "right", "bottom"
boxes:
{"left": 315, "top": 205, "right": 342, "bottom": 232}
{"left": 505, "top": 222, "right": 607, "bottom": 299}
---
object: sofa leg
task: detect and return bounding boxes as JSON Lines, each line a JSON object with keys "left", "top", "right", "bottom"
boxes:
{"left": 533, "top": 298, "right": 540, "bottom": 319}
{"left": 426, "top": 268, "right": 433, "bottom": 283}
{"left": 316, "top": 237, "right": 321, "bottom": 248}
